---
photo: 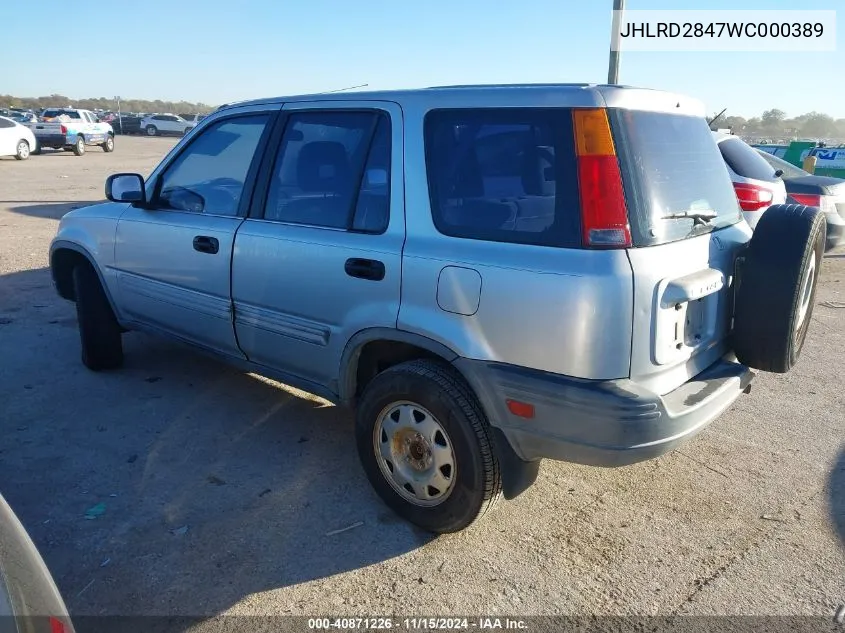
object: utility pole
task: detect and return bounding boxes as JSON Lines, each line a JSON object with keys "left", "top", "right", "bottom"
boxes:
{"left": 607, "top": 0, "right": 626, "bottom": 84}
{"left": 115, "top": 96, "right": 122, "bottom": 134}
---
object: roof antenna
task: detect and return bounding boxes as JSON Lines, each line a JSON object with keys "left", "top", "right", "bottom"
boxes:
{"left": 707, "top": 107, "right": 727, "bottom": 128}
{"left": 316, "top": 83, "right": 369, "bottom": 94}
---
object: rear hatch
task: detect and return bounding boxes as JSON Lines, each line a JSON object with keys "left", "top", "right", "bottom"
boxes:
{"left": 611, "top": 110, "right": 751, "bottom": 396}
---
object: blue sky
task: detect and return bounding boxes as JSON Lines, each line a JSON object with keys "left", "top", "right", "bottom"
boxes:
{"left": 4, "top": 0, "right": 842, "bottom": 118}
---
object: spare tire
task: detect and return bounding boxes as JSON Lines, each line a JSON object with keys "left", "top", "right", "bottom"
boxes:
{"left": 733, "top": 204, "right": 826, "bottom": 373}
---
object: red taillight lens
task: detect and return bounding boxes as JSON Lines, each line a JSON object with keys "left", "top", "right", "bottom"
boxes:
{"left": 733, "top": 183, "right": 774, "bottom": 211}
{"left": 789, "top": 193, "right": 822, "bottom": 207}
{"left": 506, "top": 399, "right": 535, "bottom": 419}
{"left": 60, "top": 124, "right": 67, "bottom": 135}
{"left": 572, "top": 109, "right": 631, "bottom": 248}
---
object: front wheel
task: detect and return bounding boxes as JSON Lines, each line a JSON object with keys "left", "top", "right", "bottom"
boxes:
{"left": 101, "top": 135, "right": 114, "bottom": 152}
{"left": 14, "top": 140, "right": 30, "bottom": 160}
{"left": 146, "top": 125, "right": 157, "bottom": 136}
{"left": 355, "top": 359, "right": 501, "bottom": 533}
{"left": 72, "top": 135, "right": 85, "bottom": 156}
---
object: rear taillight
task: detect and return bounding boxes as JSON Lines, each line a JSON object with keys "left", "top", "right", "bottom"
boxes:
{"left": 60, "top": 124, "right": 67, "bottom": 135}
{"left": 789, "top": 193, "right": 822, "bottom": 207}
{"left": 790, "top": 192, "right": 836, "bottom": 213}
{"left": 733, "top": 183, "right": 774, "bottom": 211}
{"left": 572, "top": 108, "right": 631, "bottom": 248}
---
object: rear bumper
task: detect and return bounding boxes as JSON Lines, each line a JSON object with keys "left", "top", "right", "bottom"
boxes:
{"left": 34, "top": 133, "right": 66, "bottom": 148}
{"left": 455, "top": 356, "right": 754, "bottom": 467}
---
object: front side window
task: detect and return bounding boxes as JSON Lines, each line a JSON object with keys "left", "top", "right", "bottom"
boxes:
{"left": 0, "top": 118, "right": 14, "bottom": 129}
{"left": 264, "top": 110, "right": 390, "bottom": 232}
{"left": 154, "top": 114, "right": 269, "bottom": 216}
{"left": 424, "top": 109, "right": 581, "bottom": 248}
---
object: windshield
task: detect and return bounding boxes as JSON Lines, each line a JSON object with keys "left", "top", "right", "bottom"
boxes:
{"left": 611, "top": 110, "right": 743, "bottom": 247}
{"left": 756, "top": 149, "right": 808, "bottom": 179}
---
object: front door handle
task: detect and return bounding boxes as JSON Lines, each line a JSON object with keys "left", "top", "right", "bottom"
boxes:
{"left": 193, "top": 235, "right": 219, "bottom": 254}
{"left": 344, "top": 258, "right": 385, "bottom": 281}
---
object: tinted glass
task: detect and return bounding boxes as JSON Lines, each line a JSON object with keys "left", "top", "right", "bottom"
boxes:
{"left": 156, "top": 114, "right": 269, "bottom": 216}
{"left": 424, "top": 109, "right": 581, "bottom": 248}
{"left": 719, "top": 137, "right": 779, "bottom": 182}
{"left": 0, "top": 118, "right": 14, "bottom": 129}
{"left": 757, "top": 149, "right": 808, "bottom": 179}
{"left": 611, "top": 111, "right": 742, "bottom": 246}
{"left": 264, "top": 111, "right": 380, "bottom": 229}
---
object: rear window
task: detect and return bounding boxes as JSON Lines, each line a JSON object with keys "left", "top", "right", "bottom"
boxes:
{"left": 424, "top": 108, "right": 581, "bottom": 248}
{"left": 718, "top": 137, "right": 779, "bottom": 182}
{"left": 611, "top": 111, "right": 743, "bottom": 247}
{"left": 757, "top": 149, "right": 808, "bottom": 179}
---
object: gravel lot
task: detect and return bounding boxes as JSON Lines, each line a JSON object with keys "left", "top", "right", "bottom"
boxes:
{"left": 0, "top": 136, "right": 843, "bottom": 621}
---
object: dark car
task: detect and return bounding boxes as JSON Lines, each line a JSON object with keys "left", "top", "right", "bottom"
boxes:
{"left": 110, "top": 115, "right": 143, "bottom": 135}
{"left": 0, "top": 494, "right": 75, "bottom": 633}
{"left": 758, "top": 149, "right": 845, "bottom": 252}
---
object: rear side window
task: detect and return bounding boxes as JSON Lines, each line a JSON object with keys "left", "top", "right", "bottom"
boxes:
{"left": 424, "top": 109, "right": 581, "bottom": 248}
{"left": 611, "top": 111, "right": 742, "bottom": 247}
{"left": 718, "top": 137, "right": 779, "bottom": 182}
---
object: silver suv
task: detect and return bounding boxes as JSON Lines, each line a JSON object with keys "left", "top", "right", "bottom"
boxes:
{"left": 50, "top": 84, "right": 826, "bottom": 533}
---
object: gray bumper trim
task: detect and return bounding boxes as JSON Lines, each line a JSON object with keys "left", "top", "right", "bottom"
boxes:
{"left": 454, "top": 357, "right": 754, "bottom": 467}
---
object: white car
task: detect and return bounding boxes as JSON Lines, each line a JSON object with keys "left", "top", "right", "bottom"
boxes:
{"left": 140, "top": 113, "right": 195, "bottom": 136}
{"left": 0, "top": 115, "right": 36, "bottom": 160}
{"left": 713, "top": 132, "right": 787, "bottom": 229}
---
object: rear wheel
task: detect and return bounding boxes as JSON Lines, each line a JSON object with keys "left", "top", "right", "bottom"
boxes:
{"left": 355, "top": 359, "right": 501, "bottom": 533}
{"left": 14, "top": 140, "right": 30, "bottom": 160}
{"left": 72, "top": 135, "right": 85, "bottom": 156}
{"left": 733, "top": 204, "right": 826, "bottom": 373}
{"left": 146, "top": 125, "right": 157, "bottom": 136}
{"left": 101, "top": 134, "right": 114, "bottom": 152}
{"left": 72, "top": 264, "right": 123, "bottom": 371}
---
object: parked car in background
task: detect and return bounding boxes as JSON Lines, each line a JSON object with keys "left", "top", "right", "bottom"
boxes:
{"left": 0, "top": 115, "right": 36, "bottom": 160}
{"left": 140, "top": 113, "right": 195, "bottom": 136}
{"left": 179, "top": 113, "right": 206, "bottom": 125}
{"left": 110, "top": 114, "right": 144, "bottom": 135}
{"left": 50, "top": 85, "right": 825, "bottom": 533}
{"left": 9, "top": 111, "right": 38, "bottom": 124}
{"left": 0, "top": 494, "right": 76, "bottom": 633}
{"left": 27, "top": 108, "right": 114, "bottom": 156}
{"left": 758, "top": 149, "right": 845, "bottom": 251}
{"left": 755, "top": 140, "right": 845, "bottom": 179}
{"left": 713, "top": 132, "right": 787, "bottom": 229}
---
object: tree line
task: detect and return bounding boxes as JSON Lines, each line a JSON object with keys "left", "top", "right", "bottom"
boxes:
{"left": 712, "top": 108, "right": 845, "bottom": 140}
{"left": 0, "top": 94, "right": 216, "bottom": 115}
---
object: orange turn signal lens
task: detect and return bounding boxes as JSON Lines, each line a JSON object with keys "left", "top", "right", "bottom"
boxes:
{"left": 572, "top": 108, "right": 616, "bottom": 157}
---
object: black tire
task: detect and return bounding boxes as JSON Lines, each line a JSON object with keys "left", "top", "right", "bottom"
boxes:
{"left": 146, "top": 125, "right": 157, "bottom": 136}
{"left": 733, "top": 204, "right": 826, "bottom": 373}
{"left": 355, "top": 359, "right": 501, "bottom": 533}
{"left": 32, "top": 142, "right": 41, "bottom": 155}
{"left": 72, "top": 135, "right": 85, "bottom": 156}
{"left": 72, "top": 264, "right": 123, "bottom": 371}
{"left": 101, "top": 134, "right": 114, "bottom": 152}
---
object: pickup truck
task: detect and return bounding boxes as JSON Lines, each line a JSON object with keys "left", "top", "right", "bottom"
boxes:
{"left": 28, "top": 108, "right": 114, "bottom": 156}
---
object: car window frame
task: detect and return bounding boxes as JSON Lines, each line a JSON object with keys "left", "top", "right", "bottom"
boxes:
{"left": 143, "top": 107, "right": 281, "bottom": 219}
{"left": 249, "top": 107, "right": 392, "bottom": 235}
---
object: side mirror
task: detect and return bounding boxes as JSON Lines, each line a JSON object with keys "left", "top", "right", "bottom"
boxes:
{"left": 106, "top": 173, "right": 145, "bottom": 203}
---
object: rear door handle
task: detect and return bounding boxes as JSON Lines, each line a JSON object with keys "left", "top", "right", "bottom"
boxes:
{"left": 344, "top": 258, "right": 385, "bottom": 281}
{"left": 192, "top": 235, "right": 219, "bottom": 254}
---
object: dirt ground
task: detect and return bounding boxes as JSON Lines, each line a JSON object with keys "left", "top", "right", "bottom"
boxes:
{"left": 0, "top": 136, "right": 843, "bottom": 621}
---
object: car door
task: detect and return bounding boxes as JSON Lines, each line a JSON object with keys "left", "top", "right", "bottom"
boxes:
{"left": 0, "top": 117, "right": 17, "bottom": 156}
{"left": 113, "top": 104, "right": 280, "bottom": 356}
{"left": 231, "top": 101, "right": 404, "bottom": 391}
